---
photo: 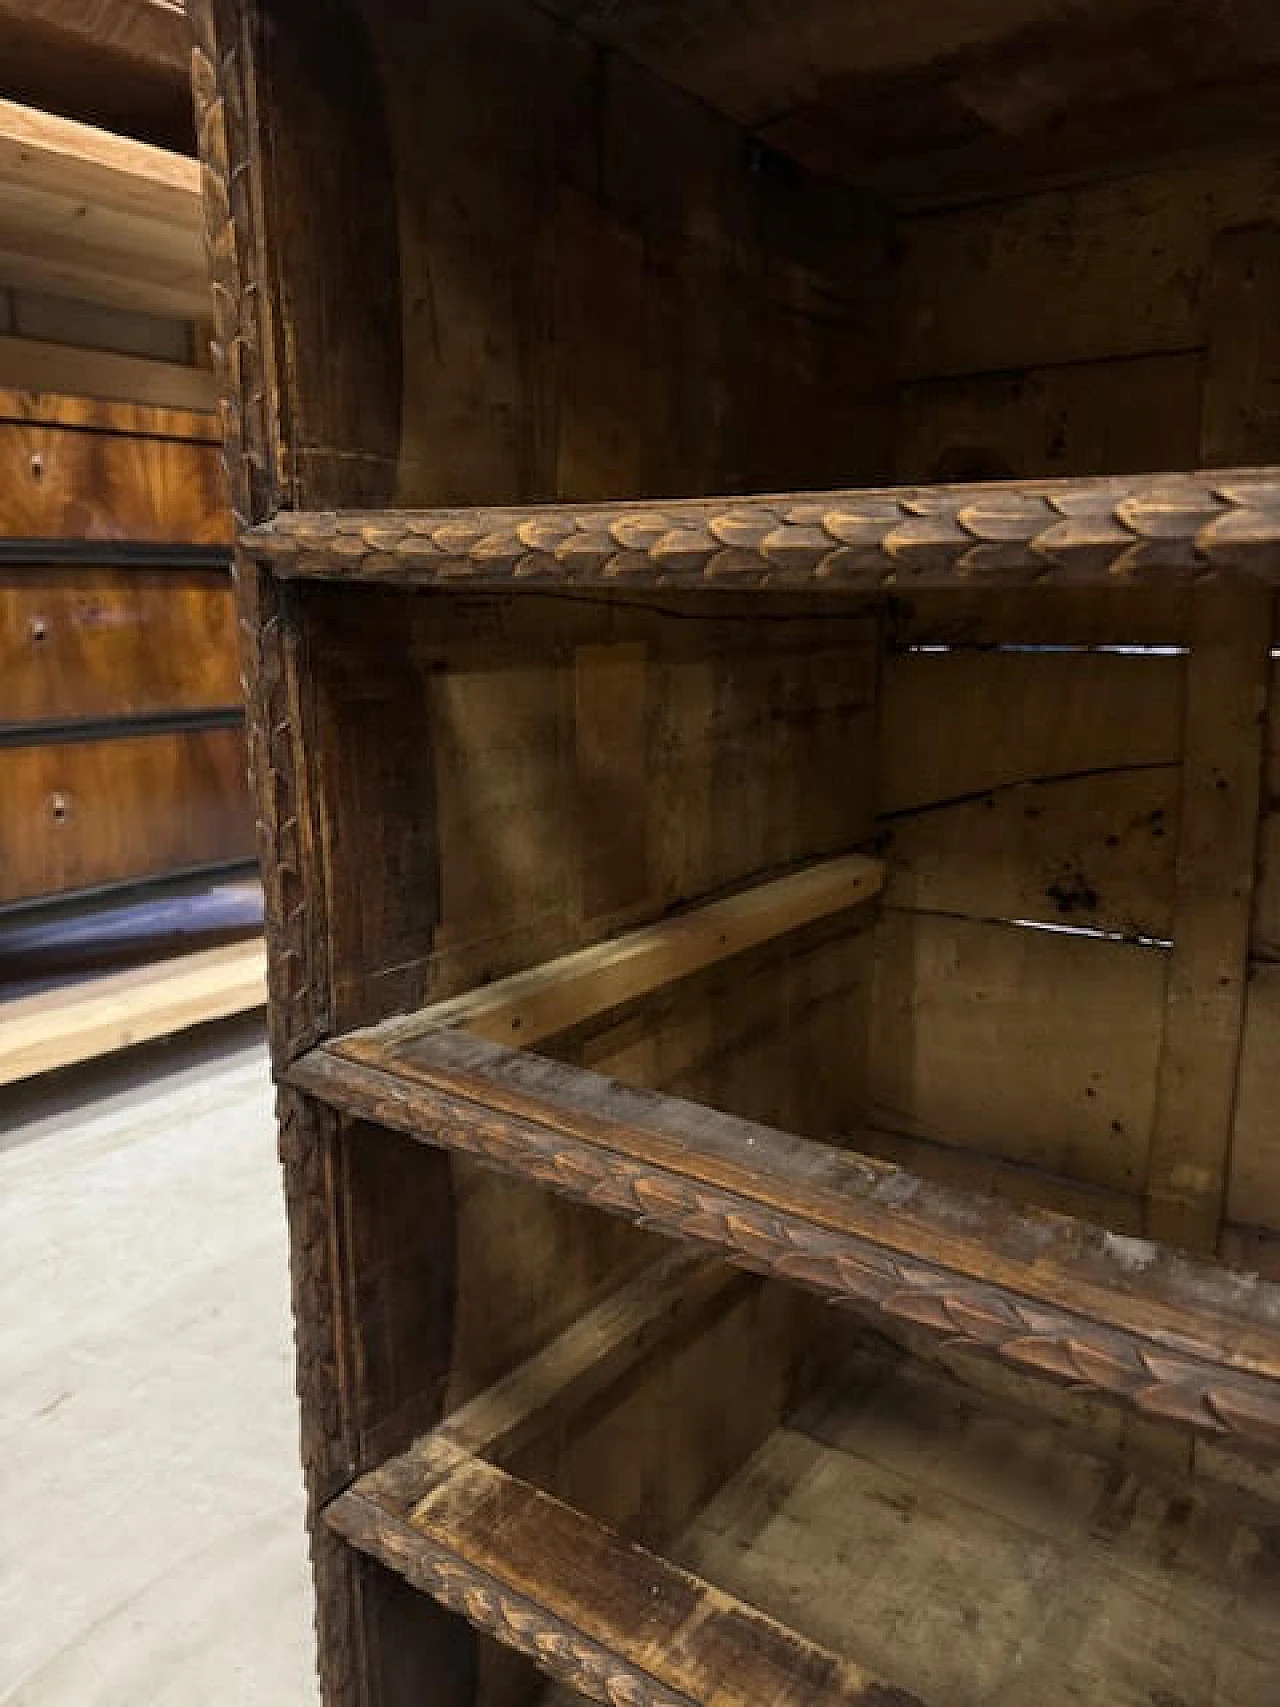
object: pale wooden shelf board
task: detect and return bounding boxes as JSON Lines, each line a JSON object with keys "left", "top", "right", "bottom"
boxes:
{"left": 0, "top": 936, "right": 266, "bottom": 1086}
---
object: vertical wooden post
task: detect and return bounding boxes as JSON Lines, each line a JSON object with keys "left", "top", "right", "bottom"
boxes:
{"left": 1201, "top": 225, "right": 1280, "bottom": 469}
{"left": 1147, "top": 224, "right": 1280, "bottom": 1252}
{"left": 1145, "top": 585, "right": 1270, "bottom": 1252}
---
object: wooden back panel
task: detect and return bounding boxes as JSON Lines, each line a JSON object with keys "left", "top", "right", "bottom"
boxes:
{"left": 866, "top": 586, "right": 1278, "bottom": 1272}
{"left": 251, "top": 0, "right": 894, "bottom": 514}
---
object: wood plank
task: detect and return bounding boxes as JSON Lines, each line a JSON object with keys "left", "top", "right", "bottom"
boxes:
{"left": 0, "top": 386, "right": 219, "bottom": 441}
{"left": 0, "top": 726, "right": 254, "bottom": 905}
{"left": 0, "top": 0, "right": 189, "bottom": 75}
{"left": 898, "top": 153, "right": 1280, "bottom": 381}
{"left": 1252, "top": 654, "right": 1280, "bottom": 962}
{"left": 0, "top": 334, "right": 216, "bottom": 413}
{"left": 438, "top": 1251, "right": 747, "bottom": 1468}
{"left": 1202, "top": 224, "right": 1280, "bottom": 468}
{"left": 290, "top": 1026, "right": 1280, "bottom": 1456}
{"left": 1226, "top": 964, "right": 1280, "bottom": 1235}
{"left": 853, "top": 1125, "right": 1145, "bottom": 1234}
{"left": 885, "top": 586, "right": 1192, "bottom": 649}
{"left": 869, "top": 910, "right": 1166, "bottom": 1193}
{"left": 328, "top": 1435, "right": 923, "bottom": 1707}
{"left": 0, "top": 568, "right": 239, "bottom": 723}
{"left": 375, "top": 852, "right": 884, "bottom": 1052}
{"left": 880, "top": 649, "right": 1186, "bottom": 816}
{"left": 0, "top": 935, "right": 266, "bottom": 1085}
{"left": 575, "top": 641, "right": 652, "bottom": 925}
{"left": 674, "top": 1352, "right": 1280, "bottom": 1707}
{"left": 0, "top": 96, "right": 200, "bottom": 227}
{"left": 880, "top": 648, "right": 1184, "bottom": 936}
{"left": 0, "top": 101, "right": 207, "bottom": 320}
{"left": 0, "top": 231, "right": 207, "bottom": 322}
{"left": 897, "top": 352, "right": 1203, "bottom": 483}
{"left": 1146, "top": 586, "right": 1272, "bottom": 1252}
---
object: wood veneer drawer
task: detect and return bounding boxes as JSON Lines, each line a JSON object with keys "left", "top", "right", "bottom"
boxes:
{"left": 0, "top": 724, "right": 254, "bottom": 906}
{"left": 0, "top": 567, "right": 240, "bottom": 724}
{"left": 0, "top": 406, "right": 229, "bottom": 543}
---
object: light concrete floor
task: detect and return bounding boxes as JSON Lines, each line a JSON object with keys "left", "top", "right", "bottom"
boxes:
{"left": 1, "top": 1018, "right": 318, "bottom": 1706}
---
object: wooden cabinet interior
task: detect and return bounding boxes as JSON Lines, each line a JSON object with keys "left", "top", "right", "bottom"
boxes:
{"left": 190, "top": 1, "right": 1280, "bottom": 1704}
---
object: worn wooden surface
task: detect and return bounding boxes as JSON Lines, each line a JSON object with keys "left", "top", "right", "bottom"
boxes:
{"left": 243, "top": 0, "right": 892, "bottom": 513}
{"left": 291, "top": 1027, "right": 1280, "bottom": 1457}
{"left": 672, "top": 1346, "right": 1280, "bottom": 1707}
{"left": 331, "top": 1435, "right": 912, "bottom": 1707}
{"left": 0, "top": 96, "right": 207, "bottom": 320}
{"left": 1146, "top": 588, "right": 1271, "bottom": 1250}
{"left": 392, "top": 854, "right": 883, "bottom": 1053}
{"left": 300, "top": 587, "right": 878, "bottom": 1036}
{"left": 191, "top": 4, "right": 1280, "bottom": 1706}
{"left": 872, "top": 638, "right": 1184, "bottom": 1207}
{"left": 532, "top": 1, "right": 1280, "bottom": 206}
{"left": 897, "top": 152, "right": 1280, "bottom": 482}
{"left": 247, "top": 468, "right": 1280, "bottom": 589}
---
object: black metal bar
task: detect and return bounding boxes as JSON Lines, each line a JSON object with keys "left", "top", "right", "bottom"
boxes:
{"left": 0, "top": 540, "right": 232, "bottom": 570}
{"left": 0, "top": 706, "right": 245, "bottom": 749}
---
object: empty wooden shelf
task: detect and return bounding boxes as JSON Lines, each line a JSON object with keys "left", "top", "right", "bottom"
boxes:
{"left": 327, "top": 1255, "right": 1280, "bottom": 1707}
{"left": 190, "top": 1, "right": 1280, "bottom": 1704}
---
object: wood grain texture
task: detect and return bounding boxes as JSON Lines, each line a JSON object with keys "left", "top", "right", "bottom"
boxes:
{"left": 393, "top": 853, "right": 884, "bottom": 1053}
{"left": 0, "top": 567, "right": 238, "bottom": 723}
{"left": 869, "top": 911, "right": 1165, "bottom": 1194}
{"left": 0, "top": 409, "right": 228, "bottom": 538}
{"left": 328, "top": 1436, "right": 923, "bottom": 1707}
{"left": 0, "top": 94, "right": 209, "bottom": 322}
{"left": 1146, "top": 587, "right": 1272, "bottom": 1251}
{"left": 880, "top": 646, "right": 1184, "bottom": 939}
{"left": 0, "top": 94, "right": 200, "bottom": 226}
{"left": 0, "top": 935, "right": 265, "bottom": 1085}
{"left": 238, "top": 0, "right": 892, "bottom": 513}
{"left": 673, "top": 1347, "right": 1280, "bottom": 1707}
{"left": 0, "top": 724, "right": 253, "bottom": 904}
{"left": 1202, "top": 224, "right": 1280, "bottom": 469}
{"left": 1228, "top": 965, "right": 1280, "bottom": 1235}
{"left": 0, "top": 0, "right": 188, "bottom": 72}
{"left": 290, "top": 1027, "right": 1280, "bottom": 1457}
{"left": 899, "top": 153, "right": 1280, "bottom": 380}
{"left": 534, "top": 0, "right": 1280, "bottom": 206}
{"left": 0, "top": 335, "right": 217, "bottom": 413}
{"left": 0, "top": 388, "right": 219, "bottom": 441}
{"left": 246, "top": 470, "right": 1280, "bottom": 589}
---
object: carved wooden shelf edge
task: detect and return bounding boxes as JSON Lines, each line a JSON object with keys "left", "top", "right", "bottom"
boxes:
{"left": 288, "top": 1029, "right": 1280, "bottom": 1460}
{"left": 327, "top": 1436, "right": 921, "bottom": 1707}
{"left": 244, "top": 468, "right": 1280, "bottom": 588}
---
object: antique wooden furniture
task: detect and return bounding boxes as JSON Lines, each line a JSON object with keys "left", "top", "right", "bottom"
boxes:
{"left": 192, "top": 3, "right": 1280, "bottom": 1704}
{"left": 0, "top": 95, "right": 252, "bottom": 913}
{"left": 0, "top": 387, "right": 252, "bottom": 910}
